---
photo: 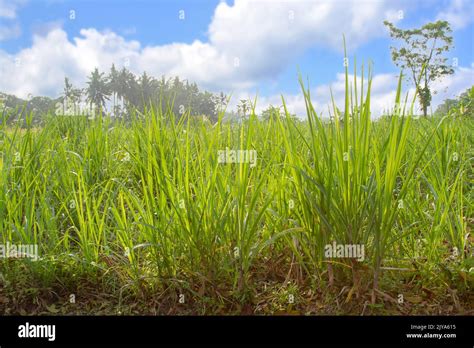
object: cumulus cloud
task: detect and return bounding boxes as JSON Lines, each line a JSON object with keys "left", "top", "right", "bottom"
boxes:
{"left": 430, "top": 65, "right": 474, "bottom": 106}
{"left": 0, "top": 28, "right": 140, "bottom": 97}
{"left": 0, "top": 0, "right": 409, "bottom": 98}
{"left": 436, "top": 0, "right": 474, "bottom": 30}
{"left": 205, "top": 0, "right": 405, "bottom": 88}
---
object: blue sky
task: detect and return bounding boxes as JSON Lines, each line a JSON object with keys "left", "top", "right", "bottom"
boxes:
{"left": 0, "top": 0, "right": 473, "bottom": 115}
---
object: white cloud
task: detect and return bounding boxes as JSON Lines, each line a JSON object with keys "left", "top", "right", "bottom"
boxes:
{"left": 205, "top": 0, "right": 405, "bottom": 88}
{"left": 221, "top": 71, "right": 401, "bottom": 118}
{"left": 0, "top": 0, "right": 26, "bottom": 41}
{"left": 0, "top": 28, "right": 141, "bottom": 97}
{"left": 0, "top": 0, "right": 409, "bottom": 98}
{"left": 430, "top": 65, "right": 474, "bottom": 106}
{"left": 436, "top": 0, "right": 474, "bottom": 30}
{"left": 0, "top": 0, "right": 26, "bottom": 19}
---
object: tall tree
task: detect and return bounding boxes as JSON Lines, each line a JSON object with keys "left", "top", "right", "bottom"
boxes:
{"left": 85, "top": 68, "right": 110, "bottom": 115}
{"left": 137, "top": 71, "right": 156, "bottom": 111}
{"left": 62, "top": 77, "right": 81, "bottom": 114}
{"left": 384, "top": 20, "right": 454, "bottom": 117}
{"left": 117, "top": 67, "right": 137, "bottom": 112}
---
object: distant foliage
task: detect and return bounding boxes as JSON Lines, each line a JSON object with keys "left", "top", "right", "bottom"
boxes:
{"left": 94, "top": 66, "right": 224, "bottom": 122}
{"left": 0, "top": 92, "right": 60, "bottom": 126}
{"left": 435, "top": 86, "right": 474, "bottom": 118}
{"left": 1, "top": 67, "right": 228, "bottom": 125}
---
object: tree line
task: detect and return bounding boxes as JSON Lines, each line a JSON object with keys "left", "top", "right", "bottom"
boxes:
{"left": 62, "top": 65, "right": 228, "bottom": 122}
{"left": 0, "top": 66, "right": 234, "bottom": 126}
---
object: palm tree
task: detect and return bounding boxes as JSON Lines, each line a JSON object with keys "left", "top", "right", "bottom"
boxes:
{"left": 137, "top": 71, "right": 156, "bottom": 111}
{"left": 62, "top": 77, "right": 82, "bottom": 114}
{"left": 85, "top": 68, "right": 110, "bottom": 116}
{"left": 116, "top": 67, "right": 137, "bottom": 111}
